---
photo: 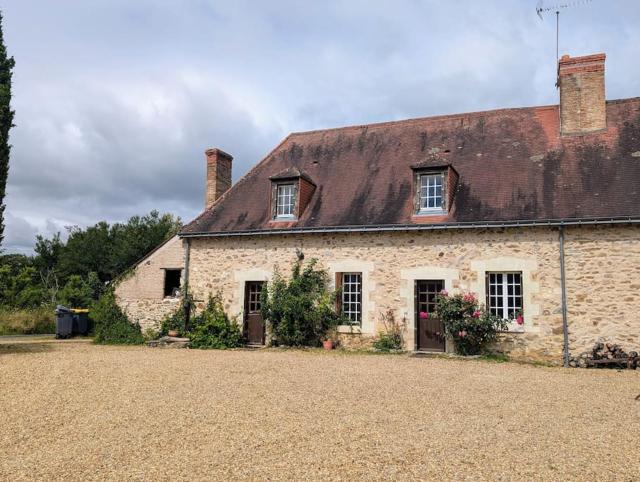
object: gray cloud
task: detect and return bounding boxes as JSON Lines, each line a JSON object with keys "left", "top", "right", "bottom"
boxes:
{"left": 2, "top": 0, "right": 639, "bottom": 253}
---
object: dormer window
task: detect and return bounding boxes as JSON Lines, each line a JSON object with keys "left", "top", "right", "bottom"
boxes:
{"left": 411, "top": 164, "right": 458, "bottom": 217}
{"left": 269, "top": 168, "right": 317, "bottom": 222}
{"left": 276, "top": 183, "right": 296, "bottom": 218}
{"left": 419, "top": 173, "right": 444, "bottom": 212}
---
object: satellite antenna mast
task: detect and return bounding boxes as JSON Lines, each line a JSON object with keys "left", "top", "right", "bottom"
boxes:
{"left": 536, "top": 0, "right": 594, "bottom": 87}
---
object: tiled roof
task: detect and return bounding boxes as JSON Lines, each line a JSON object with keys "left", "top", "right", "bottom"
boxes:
{"left": 181, "top": 98, "right": 640, "bottom": 236}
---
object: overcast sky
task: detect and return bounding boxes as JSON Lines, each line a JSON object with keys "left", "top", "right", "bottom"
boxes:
{"left": 1, "top": 0, "right": 639, "bottom": 253}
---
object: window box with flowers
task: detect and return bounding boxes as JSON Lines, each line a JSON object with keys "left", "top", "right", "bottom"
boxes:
{"left": 435, "top": 291, "right": 510, "bottom": 356}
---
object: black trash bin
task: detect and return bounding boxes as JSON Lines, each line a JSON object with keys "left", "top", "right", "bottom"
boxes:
{"left": 72, "top": 309, "right": 89, "bottom": 336}
{"left": 55, "top": 305, "right": 73, "bottom": 339}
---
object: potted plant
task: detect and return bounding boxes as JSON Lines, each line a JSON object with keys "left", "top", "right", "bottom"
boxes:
{"left": 323, "top": 327, "right": 338, "bottom": 350}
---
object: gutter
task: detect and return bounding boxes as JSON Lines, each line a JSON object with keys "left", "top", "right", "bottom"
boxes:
{"left": 182, "top": 238, "right": 191, "bottom": 330}
{"left": 559, "top": 226, "right": 570, "bottom": 367}
{"left": 179, "top": 216, "right": 640, "bottom": 238}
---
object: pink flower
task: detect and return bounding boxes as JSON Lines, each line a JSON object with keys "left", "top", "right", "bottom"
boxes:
{"left": 419, "top": 311, "right": 429, "bottom": 319}
{"left": 516, "top": 314, "right": 524, "bottom": 325}
{"left": 439, "top": 289, "right": 449, "bottom": 297}
{"left": 463, "top": 293, "right": 476, "bottom": 302}
{"left": 472, "top": 310, "right": 481, "bottom": 318}
{"left": 458, "top": 330, "right": 467, "bottom": 338}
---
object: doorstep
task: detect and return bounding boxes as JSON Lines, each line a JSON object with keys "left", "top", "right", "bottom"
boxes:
{"left": 411, "top": 350, "right": 448, "bottom": 358}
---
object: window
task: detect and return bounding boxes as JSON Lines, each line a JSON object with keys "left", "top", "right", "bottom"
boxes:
{"left": 419, "top": 173, "right": 444, "bottom": 212}
{"left": 487, "top": 272, "right": 523, "bottom": 320}
{"left": 275, "top": 183, "right": 295, "bottom": 218}
{"left": 163, "top": 269, "right": 182, "bottom": 297}
{"left": 338, "top": 272, "right": 362, "bottom": 324}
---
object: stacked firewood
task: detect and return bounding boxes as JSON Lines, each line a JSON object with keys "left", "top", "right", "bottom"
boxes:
{"left": 570, "top": 342, "right": 639, "bottom": 369}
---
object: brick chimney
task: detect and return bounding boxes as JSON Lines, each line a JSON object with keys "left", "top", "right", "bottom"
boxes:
{"left": 205, "top": 148, "right": 233, "bottom": 209}
{"left": 558, "top": 53, "right": 606, "bottom": 136}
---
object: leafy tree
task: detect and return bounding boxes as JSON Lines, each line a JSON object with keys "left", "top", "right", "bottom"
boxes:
{"left": 58, "top": 274, "right": 96, "bottom": 308}
{"left": 0, "top": 11, "right": 14, "bottom": 249}
{"left": 0, "top": 210, "right": 180, "bottom": 313}
{"left": 0, "top": 254, "right": 43, "bottom": 308}
{"left": 57, "top": 222, "right": 113, "bottom": 281}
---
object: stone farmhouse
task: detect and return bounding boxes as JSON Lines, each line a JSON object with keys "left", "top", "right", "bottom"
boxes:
{"left": 116, "top": 53, "right": 640, "bottom": 363}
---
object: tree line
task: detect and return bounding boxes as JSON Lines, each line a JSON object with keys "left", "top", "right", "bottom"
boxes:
{"left": 0, "top": 211, "right": 181, "bottom": 309}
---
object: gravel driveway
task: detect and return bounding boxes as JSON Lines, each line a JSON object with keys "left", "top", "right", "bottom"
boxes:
{"left": 1, "top": 342, "right": 639, "bottom": 481}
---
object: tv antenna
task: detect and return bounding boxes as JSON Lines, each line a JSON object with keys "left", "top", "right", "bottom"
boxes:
{"left": 536, "top": 0, "right": 594, "bottom": 86}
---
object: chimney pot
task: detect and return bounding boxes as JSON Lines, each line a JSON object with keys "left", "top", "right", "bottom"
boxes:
{"left": 205, "top": 148, "right": 233, "bottom": 209}
{"left": 558, "top": 53, "right": 606, "bottom": 136}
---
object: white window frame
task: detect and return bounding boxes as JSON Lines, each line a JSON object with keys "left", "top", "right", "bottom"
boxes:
{"left": 487, "top": 272, "right": 523, "bottom": 320}
{"left": 275, "top": 183, "right": 295, "bottom": 218}
{"left": 341, "top": 272, "right": 362, "bottom": 324}
{"left": 418, "top": 173, "right": 444, "bottom": 212}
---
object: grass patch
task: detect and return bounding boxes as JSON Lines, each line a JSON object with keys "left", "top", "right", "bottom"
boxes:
{"left": 479, "top": 353, "right": 510, "bottom": 363}
{"left": 0, "top": 306, "right": 55, "bottom": 335}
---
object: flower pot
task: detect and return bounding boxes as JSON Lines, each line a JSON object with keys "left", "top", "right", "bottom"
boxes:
{"left": 168, "top": 330, "right": 178, "bottom": 337}
{"left": 323, "top": 340, "right": 334, "bottom": 350}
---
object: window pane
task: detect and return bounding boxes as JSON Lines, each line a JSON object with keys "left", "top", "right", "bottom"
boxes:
{"left": 341, "top": 273, "right": 362, "bottom": 324}
{"left": 276, "top": 184, "right": 295, "bottom": 217}
{"left": 488, "top": 272, "right": 523, "bottom": 320}
{"left": 419, "top": 173, "right": 444, "bottom": 210}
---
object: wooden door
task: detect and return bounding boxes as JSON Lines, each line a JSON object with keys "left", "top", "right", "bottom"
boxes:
{"left": 415, "top": 280, "right": 445, "bottom": 351}
{"left": 244, "top": 281, "right": 265, "bottom": 345}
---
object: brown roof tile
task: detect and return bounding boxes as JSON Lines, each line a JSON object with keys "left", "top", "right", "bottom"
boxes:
{"left": 181, "top": 98, "right": 640, "bottom": 235}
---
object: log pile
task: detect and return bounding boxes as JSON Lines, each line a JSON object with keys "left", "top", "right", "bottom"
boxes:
{"left": 570, "top": 342, "right": 638, "bottom": 369}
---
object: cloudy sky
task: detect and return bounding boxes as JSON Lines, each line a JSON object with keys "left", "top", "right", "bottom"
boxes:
{"left": 2, "top": 0, "right": 639, "bottom": 253}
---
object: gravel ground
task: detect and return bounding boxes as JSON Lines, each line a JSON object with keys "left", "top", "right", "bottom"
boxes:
{"left": 1, "top": 342, "right": 639, "bottom": 481}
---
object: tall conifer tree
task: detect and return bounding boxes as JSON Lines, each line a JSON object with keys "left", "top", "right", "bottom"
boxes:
{"left": 0, "top": 11, "right": 14, "bottom": 248}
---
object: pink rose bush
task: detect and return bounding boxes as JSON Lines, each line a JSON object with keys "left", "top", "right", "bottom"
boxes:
{"left": 434, "top": 291, "right": 509, "bottom": 356}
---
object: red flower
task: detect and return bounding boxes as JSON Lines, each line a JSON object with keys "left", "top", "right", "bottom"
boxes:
{"left": 463, "top": 293, "right": 476, "bottom": 302}
{"left": 419, "top": 311, "right": 429, "bottom": 319}
{"left": 516, "top": 314, "right": 524, "bottom": 325}
{"left": 458, "top": 330, "right": 467, "bottom": 338}
{"left": 472, "top": 310, "right": 481, "bottom": 318}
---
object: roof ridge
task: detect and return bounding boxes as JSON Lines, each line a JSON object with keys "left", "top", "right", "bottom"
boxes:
{"left": 288, "top": 103, "right": 560, "bottom": 137}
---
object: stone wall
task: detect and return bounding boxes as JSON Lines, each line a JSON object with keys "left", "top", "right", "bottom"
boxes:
{"left": 564, "top": 225, "right": 640, "bottom": 354}
{"left": 187, "top": 227, "right": 565, "bottom": 360}
{"left": 116, "top": 225, "right": 640, "bottom": 363}
{"left": 115, "top": 235, "right": 184, "bottom": 333}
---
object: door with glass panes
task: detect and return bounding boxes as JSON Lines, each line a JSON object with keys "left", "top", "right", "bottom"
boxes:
{"left": 415, "top": 280, "right": 445, "bottom": 351}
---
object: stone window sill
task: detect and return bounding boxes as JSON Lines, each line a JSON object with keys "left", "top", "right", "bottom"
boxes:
{"left": 337, "top": 325, "right": 361, "bottom": 334}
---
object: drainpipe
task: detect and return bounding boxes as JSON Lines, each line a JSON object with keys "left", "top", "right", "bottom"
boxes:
{"left": 558, "top": 226, "right": 570, "bottom": 367}
{"left": 183, "top": 238, "right": 191, "bottom": 331}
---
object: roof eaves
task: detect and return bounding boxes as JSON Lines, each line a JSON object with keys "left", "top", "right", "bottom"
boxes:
{"left": 179, "top": 216, "right": 640, "bottom": 238}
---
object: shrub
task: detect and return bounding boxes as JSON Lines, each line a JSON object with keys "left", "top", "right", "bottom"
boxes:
{"left": 260, "top": 259, "right": 342, "bottom": 347}
{"left": 373, "top": 309, "right": 406, "bottom": 351}
{"left": 158, "top": 297, "right": 191, "bottom": 337}
{"left": 435, "top": 291, "right": 509, "bottom": 355}
{"left": 142, "top": 327, "right": 160, "bottom": 342}
{"left": 189, "top": 294, "right": 243, "bottom": 349}
{"left": 91, "top": 291, "right": 144, "bottom": 345}
{"left": 0, "top": 305, "right": 56, "bottom": 335}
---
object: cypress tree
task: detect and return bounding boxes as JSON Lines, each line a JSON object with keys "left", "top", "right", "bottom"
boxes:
{"left": 0, "top": 11, "right": 14, "bottom": 248}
